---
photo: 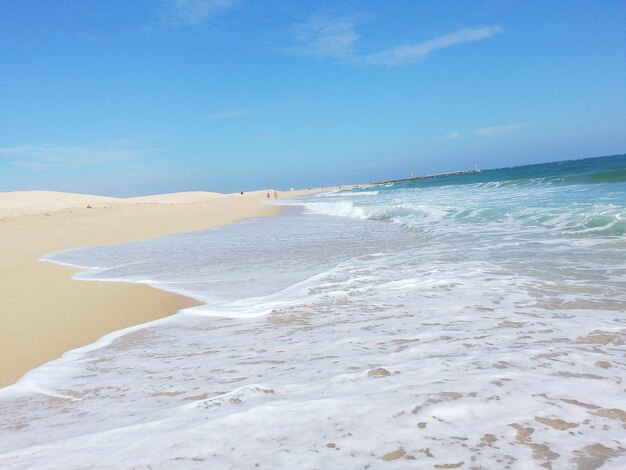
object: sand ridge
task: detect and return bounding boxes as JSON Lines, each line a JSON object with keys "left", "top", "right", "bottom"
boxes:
{"left": 0, "top": 190, "right": 233, "bottom": 218}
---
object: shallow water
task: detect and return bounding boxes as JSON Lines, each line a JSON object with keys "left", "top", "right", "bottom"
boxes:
{"left": 1, "top": 155, "right": 625, "bottom": 469}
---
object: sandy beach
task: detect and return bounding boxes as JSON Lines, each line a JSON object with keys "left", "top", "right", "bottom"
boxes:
{"left": 0, "top": 189, "right": 318, "bottom": 387}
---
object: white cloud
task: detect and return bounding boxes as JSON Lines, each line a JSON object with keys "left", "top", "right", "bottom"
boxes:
{"left": 160, "top": 0, "right": 237, "bottom": 26}
{"left": 0, "top": 140, "right": 153, "bottom": 170}
{"left": 476, "top": 123, "right": 526, "bottom": 136}
{"left": 360, "top": 26, "right": 502, "bottom": 66}
{"left": 290, "top": 15, "right": 360, "bottom": 59}
{"left": 290, "top": 16, "right": 502, "bottom": 66}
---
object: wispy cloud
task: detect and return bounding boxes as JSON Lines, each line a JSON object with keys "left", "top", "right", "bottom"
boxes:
{"left": 360, "top": 26, "right": 502, "bottom": 66}
{"left": 290, "top": 14, "right": 360, "bottom": 60}
{"left": 476, "top": 123, "right": 526, "bottom": 137}
{"left": 204, "top": 100, "right": 308, "bottom": 122}
{"left": 160, "top": 0, "right": 237, "bottom": 26}
{"left": 0, "top": 139, "right": 154, "bottom": 170}
{"left": 206, "top": 108, "right": 253, "bottom": 121}
{"left": 290, "top": 15, "right": 502, "bottom": 66}
{"left": 12, "top": 161, "right": 52, "bottom": 171}
{"left": 438, "top": 131, "right": 461, "bottom": 140}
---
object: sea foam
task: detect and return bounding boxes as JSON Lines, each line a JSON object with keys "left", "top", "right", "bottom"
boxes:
{"left": 1, "top": 156, "right": 625, "bottom": 468}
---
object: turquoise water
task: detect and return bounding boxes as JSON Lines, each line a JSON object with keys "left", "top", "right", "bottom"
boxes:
{"left": 1, "top": 154, "right": 625, "bottom": 468}
{"left": 400, "top": 154, "right": 626, "bottom": 188}
{"left": 313, "top": 154, "right": 626, "bottom": 237}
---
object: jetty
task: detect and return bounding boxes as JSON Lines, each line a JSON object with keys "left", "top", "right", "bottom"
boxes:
{"left": 371, "top": 167, "right": 480, "bottom": 185}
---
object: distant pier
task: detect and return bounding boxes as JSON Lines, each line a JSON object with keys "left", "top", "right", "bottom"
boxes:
{"left": 371, "top": 167, "right": 480, "bottom": 185}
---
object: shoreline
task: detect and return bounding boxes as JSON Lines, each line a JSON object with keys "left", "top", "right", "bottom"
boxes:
{"left": 0, "top": 189, "right": 322, "bottom": 387}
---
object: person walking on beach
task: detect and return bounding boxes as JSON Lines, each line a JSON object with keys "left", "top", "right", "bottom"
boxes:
{"left": 273, "top": 190, "right": 278, "bottom": 199}
{"left": 266, "top": 191, "right": 270, "bottom": 199}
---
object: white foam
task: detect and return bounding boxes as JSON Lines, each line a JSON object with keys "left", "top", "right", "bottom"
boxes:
{"left": 321, "top": 190, "right": 381, "bottom": 197}
{"left": 1, "top": 187, "right": 625, "bottom": 469}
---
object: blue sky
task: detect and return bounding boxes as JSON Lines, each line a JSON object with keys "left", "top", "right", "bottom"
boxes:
{"left": 1, "top": 0, "right": 625, "bottom": 196}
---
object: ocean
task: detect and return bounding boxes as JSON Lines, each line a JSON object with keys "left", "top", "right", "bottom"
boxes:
{"left": 1, "top": 154, "right": 625, "bottom": 468}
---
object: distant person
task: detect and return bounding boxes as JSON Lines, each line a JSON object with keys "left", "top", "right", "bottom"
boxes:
{"left": 240, "top": 191, "right": 244, "bottom": 195}
{"left": 273, "top": 190, "right": 278, "bottom": 199}
{"left": 266, "top": 191, "right": 270, "bottom": 199}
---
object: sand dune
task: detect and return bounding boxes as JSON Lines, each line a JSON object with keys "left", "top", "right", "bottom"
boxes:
{"left": 0, "top": 190, "right": 121, "bottom": 218}
{"left": 0, "top": 190, "right": 236, "bottom": 218}
{"left": 123, "top": 191, "right": 227, "bottom": 205}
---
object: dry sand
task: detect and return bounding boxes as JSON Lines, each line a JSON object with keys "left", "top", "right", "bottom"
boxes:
{"left": 0, "top": 188, "right": 321, "bottom": 387}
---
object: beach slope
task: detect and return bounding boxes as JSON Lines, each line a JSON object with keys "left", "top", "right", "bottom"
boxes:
{"left": 0, "top": 189, "right": 314, "bottom": 387}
